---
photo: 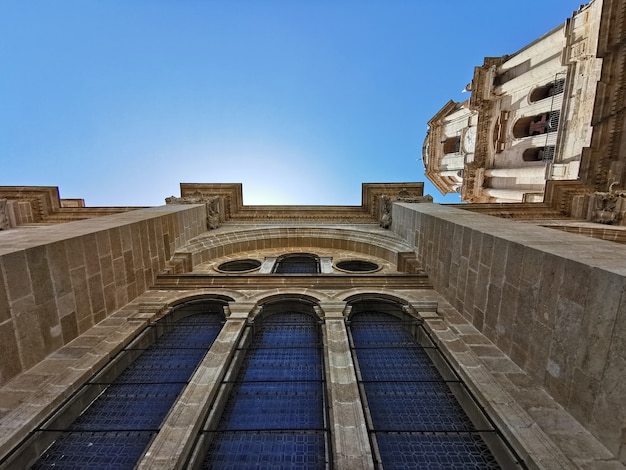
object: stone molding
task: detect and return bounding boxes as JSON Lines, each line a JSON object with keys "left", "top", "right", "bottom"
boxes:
{"left": 171, "top": 182, "right": 426, "bottom": 225}
{"left": 165, "top": 190, "right": 223, "bottom": 230}
{"left": 379, "top": 193, "right": 433, "bottom": 229}
{"left": 0, "top": 186, "right": 138, "bottom": 228}
{"left": 0, "top": 199, "right": 8, "bottom": 230}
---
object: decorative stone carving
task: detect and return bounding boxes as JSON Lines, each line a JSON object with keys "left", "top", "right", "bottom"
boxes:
{"left": 590, "top": 189, "right": 626, "bottom": 225}
{"left": 0, "top": 199, "right": 9, "bottom": 230}
{"left": 165, "top": 190, "right": 222, "bottom": 229}
{"left": 379, "top": 193, "right": 434, "bottom": 228}
{"left": 379, "top": 195, "right": 392, "bottom": 229}
{"left": 397, "top": 194, "right": 434, "bottom": 203}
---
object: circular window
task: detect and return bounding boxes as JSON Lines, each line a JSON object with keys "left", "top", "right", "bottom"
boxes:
{"left": 217, "top": 259, "right": 261, "bottom": 273}
{"left": 335, "top": 260, "right": 379, "bottom": 273}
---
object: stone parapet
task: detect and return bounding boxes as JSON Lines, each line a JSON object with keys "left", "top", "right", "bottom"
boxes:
{"left": 0, "top": 204, "right": 207, "bottom": 385}
{"left": 0, "top": 186, "right": 139, "bottom": 229}
{"left": 391, "top": 201, "right": 626, "bottom": 465}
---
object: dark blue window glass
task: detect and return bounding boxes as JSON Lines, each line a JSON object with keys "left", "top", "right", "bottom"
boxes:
{"left": 349, "top": 311, "right": 502, "bottom": 470}
{"left": 202, "top": 312, "right": 328, "bottom": 469}
{"left": 33, "top": 308, "right": 224, "bottom": 469}
{"left": 272, "top": 254, "right": 320, "bottom": 274}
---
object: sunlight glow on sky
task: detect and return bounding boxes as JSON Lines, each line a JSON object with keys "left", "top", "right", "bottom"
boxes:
{"left": 1, "top": 1, "right": 586, "bottom": 206}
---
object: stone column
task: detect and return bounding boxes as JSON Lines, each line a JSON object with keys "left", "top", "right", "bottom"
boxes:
{"left": 137, "top": 302, "right": 255, "bottom": 469}
{"left": 319, "top": 301, "right": 374, "bottom": 470}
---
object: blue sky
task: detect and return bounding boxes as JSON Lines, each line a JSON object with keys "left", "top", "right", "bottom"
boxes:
{"left": 1, "top": 1, "right": 586, "bottom": 206}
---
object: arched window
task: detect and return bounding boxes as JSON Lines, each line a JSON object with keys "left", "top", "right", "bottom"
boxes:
{"left": 200, "top": 304, "right": 328, "bottom": 468}
{"left": 529, "top": 78, "right": 565, "bottom": 103}
{"left": 272, "top": 253, "right": 320, "bottom": 274}
{"left": 347, "top": 300, "right": 519, "bottom": 469}
{"left": 512, "top": 111, "right": 560, "bottom": 138}
{"left": 32, "top": 301, "right": 226, "bottom": 469}
{"left": 523, "top": 146, "right": 555, "bottom": 162}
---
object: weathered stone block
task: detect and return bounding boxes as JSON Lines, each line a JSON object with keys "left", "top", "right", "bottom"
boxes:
{"left": 2, "top": 251, "right": 31, "bottom": 302}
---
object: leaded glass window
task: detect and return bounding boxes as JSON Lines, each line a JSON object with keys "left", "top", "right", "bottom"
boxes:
{"left": 348, "top": 304, "right": 521, "bottom": 469}
{"left": 201, "top": 310, "right": 329, "bottom": 469}
{"left": 272, "top": 253, "right": 320, "bottom": 274}
{"left": 31, "top": 302, "right": 225, "bottom": 469}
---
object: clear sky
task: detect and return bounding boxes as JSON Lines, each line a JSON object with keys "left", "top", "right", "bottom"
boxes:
{"left": 1, "top": 1, "right": 586, "bottom": 206}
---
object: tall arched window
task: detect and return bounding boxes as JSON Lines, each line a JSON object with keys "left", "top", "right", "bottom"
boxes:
{"left": 512, "top": 111, "right": 560, "bottom": 138}
{"left": 272, "top": 253, "right": 320, "bottom": 274}
{"left": 529, "top": 78, "right": 565, "bottom": 103}
{"left": 523, "top": 146, "right": 555, "bottom": 162}
{"left": 31, "top": 301, "right": 226, "bottom": 469}
{"left": 347, "top": 300, "right": 520, "bottom": 469}
{"left": 200, "top": 303, "right": 329, "bottom": 469}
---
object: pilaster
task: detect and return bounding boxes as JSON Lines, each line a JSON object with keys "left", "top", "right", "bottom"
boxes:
{"left": 137, "top": 304, "right": 252, "bottom": 469}
{"left": 319, "top": 301, "right": 374, "bottom": 470}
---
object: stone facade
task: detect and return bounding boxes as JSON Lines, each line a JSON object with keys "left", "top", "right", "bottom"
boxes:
{"left": 0, "top": 182, "right": 625, "bottom": 468}
{"left": 0, "top": 204, "right": 207, "bottom": 381}
{"left": 394, "top": 202, "right": 626, "bottom": 466}
{"left": 424, "top": 1, "right": 604, "bottom": 204}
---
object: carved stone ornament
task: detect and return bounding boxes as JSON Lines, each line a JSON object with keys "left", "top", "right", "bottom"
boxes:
{"left": 379, "top": 195, "right": 392, "bottom": 229}
{"left": 590, "top": 190, "right": 626, "bottom": 225}
{"left": 0, "top": 199, "right": 9, "bottom": 230}
{"left": 165, "top": 190, "right": 222, "bottom": 230}
{"left": 379, "top": 192, "right": 434, "bottom": 229}
{"left": 397, "top": 194, "right": 434, "bottom": 203}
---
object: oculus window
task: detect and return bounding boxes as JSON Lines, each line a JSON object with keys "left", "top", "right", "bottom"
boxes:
{"left": 335, "top": 260, "right": 379, "bottom": 273}
{"left": 217, "top": 259, "right": 262, "bottom": 273}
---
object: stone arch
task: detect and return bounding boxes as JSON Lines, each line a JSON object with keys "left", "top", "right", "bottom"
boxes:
{"left": 512, "top": 116, "right": 536, "bottom": 138}
{"left": 172, "top": 227, "right": 414, "bottom": 273}
{"left": 249, "top": 290, "right": 330, "bottom": 305}
{"left": 245, "top": 292, "right": 329, "bottom": 322}
{"left": 343, "top": 291, "right": 411, "bottom": 306}
{"left": 338, "top": 288, "right": 426, "bottom": 305}
{"left": 254, "top": 296, "right": 322, "bottom": 323}
{"left": 344, "top": 292, "right": 414, "bottom": 322}
{"left": 528, "top": 78, "right": 565, "bottom": 103}
{"left": 512, "top": 112, "right": 560, "bottom": 138}
{"left": 164, "top": 290, "right": 246, "bottom": 309}
{"left": 523, "top": 146, "right": 555, "bottom": 162}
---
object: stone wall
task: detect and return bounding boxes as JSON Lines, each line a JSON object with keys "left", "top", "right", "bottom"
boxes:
{"left": 0, "top": 204, "right": 207, "bottom": 385}
{"left": 392, "top": 202, "right": 626, "bottom": 463}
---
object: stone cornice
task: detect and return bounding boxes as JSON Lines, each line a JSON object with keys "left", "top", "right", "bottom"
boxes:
{"left": 427, "top": 100, "right": 459, "bottom": 126}
{"left": 0, "top": 186, "right": 139, "bottom": 228}
{"left": 174, "top": 182, "right": 425, "bottom": 225}
{"left": 152, "top": 273, "right": 432, "bottom": 290}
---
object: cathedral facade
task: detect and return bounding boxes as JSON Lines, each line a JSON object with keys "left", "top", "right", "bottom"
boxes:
{"left": 0, "top": 182, "right": 625, "bottom": 468}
